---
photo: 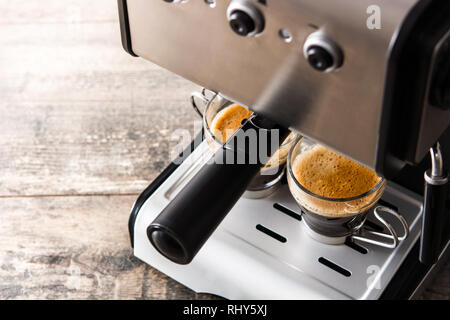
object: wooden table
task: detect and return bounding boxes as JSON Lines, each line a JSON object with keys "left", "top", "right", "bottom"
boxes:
{"left": 0, "top": 0, "right": 447, "bottom": 300}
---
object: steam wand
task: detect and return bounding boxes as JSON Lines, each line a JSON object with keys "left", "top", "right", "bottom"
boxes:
{"left": 420, "top": 142, "right": 449, "bottom": 265}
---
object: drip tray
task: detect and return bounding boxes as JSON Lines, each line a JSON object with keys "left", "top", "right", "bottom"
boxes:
{"left": 132, "top": 141, "right": 423, "bottom": 299}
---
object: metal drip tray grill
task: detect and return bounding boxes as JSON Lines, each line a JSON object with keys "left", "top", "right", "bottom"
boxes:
{"left": 132, "top": 141, "right": 423, "bottom": 299}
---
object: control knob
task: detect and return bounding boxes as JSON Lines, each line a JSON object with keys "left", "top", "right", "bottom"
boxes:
{"left": 227, "top": 0, "right": 265, "bottom": 37}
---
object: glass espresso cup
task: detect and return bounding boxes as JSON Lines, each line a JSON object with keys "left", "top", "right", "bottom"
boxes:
{"left": 192, "top": 89, "right": 299, "bottom": 198}
{"left": 287, "top": 137, "right": 409, "bottom": 248}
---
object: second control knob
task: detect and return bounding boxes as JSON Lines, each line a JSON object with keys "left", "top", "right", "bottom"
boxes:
{"left": 229, "top": 10, "right": 256, "bottom": 37}
{"left": 303, "top": 32, "right": 344, "bottom": 72}
{"left": 306, "top": 46, "right": 335, "bottom": 72}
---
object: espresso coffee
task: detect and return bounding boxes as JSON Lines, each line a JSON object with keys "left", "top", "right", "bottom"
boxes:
{"left": 290, "top": 144, "right": 381, "bottom": 217}
{"left": 211, "top": 104, "right": 253, "bottom": 143}
{"left": 293, "top": 145, "right": 380, "bottom": 198}
{"left": 286, "top": 139, "right": 408, "bottom": 243}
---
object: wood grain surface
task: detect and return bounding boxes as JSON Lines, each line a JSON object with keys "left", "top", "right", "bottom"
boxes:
{"left": 0, "top": 0, "right": 447, "bottom": 300}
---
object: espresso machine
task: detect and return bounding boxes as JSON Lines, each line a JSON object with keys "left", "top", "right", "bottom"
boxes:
{"left": 118, "top": 0, "right": 450, "bottom": 299}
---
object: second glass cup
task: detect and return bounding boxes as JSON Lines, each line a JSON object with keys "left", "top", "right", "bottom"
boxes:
{"left": 191, "top": 89, "right": 298, "bottom": 198}
{"left": 287, "top": 136, "right": 409, "bottom": 248}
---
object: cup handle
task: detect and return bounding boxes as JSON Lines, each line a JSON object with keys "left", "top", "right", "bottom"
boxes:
{"left": 351, "top": 206, "right": 409, "bottom": 249}
{"left": 190, "top": 88, "right": 217, "bottom": 118}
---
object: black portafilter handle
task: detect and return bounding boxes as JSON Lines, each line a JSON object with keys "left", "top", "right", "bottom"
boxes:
{"left": 147, "top": 114, "right": 290, "bottom": 264}
{"left": 420, "top": 143, "right": 449, "bottom": 265}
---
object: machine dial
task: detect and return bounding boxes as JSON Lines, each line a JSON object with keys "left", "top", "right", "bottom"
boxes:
{"left": 306, "top": 46, "right": 334, "bottom": 72}
{"left": 303, "top": 32, "right": 344, "bottom": 72}
{"left": 227, "top": 0, "right": 265, "bottom": 37}
{"left": 229, "top": 10, "right": 256, "bottom": 36}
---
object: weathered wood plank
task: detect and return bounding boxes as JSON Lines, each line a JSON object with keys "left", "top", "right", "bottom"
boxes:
{"left": 0, "top": 21, "right": 199, "bottom": 103}
{"left": 0, "top": 20, "right": 202, "bottom": 196}
{"left": 0, "top": 31, "right": 200, "bottom": 105}
{"left": 0, "top": 195, "right": 214, "bottom": 300}
{"left": 0, "top": 0, "right": 118, "bottom": 24}
{"left": 0, "top": 98, "right": 201, "bottom": 196}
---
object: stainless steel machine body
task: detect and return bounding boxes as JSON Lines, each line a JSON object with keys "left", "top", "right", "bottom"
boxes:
{"left": 119, "top": 0, "right": 449, "bottom": 173}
